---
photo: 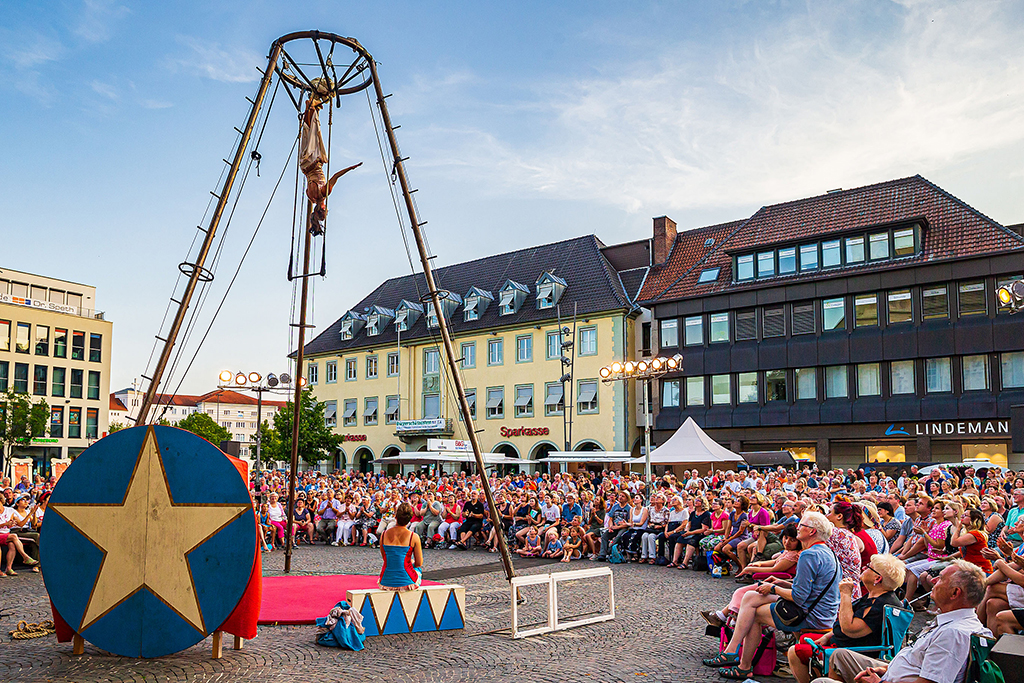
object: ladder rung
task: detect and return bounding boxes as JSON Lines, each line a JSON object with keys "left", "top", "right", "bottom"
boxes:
{"left": 210, "top": 191, "right": 221, "bottom": 199}
{"left": 234, "top": 127, "right": 243, "bottom": 134}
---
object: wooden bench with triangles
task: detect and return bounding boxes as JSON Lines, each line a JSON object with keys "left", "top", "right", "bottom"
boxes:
{"left": 345, "top": 585, "right": 465, "bottom": 636}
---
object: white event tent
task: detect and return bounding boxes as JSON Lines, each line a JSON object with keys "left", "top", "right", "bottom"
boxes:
{"left": 647, "top": 417, "right": 744, "bottom": 465}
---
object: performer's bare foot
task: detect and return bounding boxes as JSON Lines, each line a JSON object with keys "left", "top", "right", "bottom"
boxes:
{"left": 326, "top": 162, "right": 362, "bottom": 195}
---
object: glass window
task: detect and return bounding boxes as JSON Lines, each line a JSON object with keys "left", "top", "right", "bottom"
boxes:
{"left": 35, "top": 325, "right": 49, "bottom": 356}
{"left": 822, "top": 240, "right": 841, "bottom": 268}
{"left": 462, "top": 389, "right": 476, "bottom": 420}
{"left": 364, "top": 397, "right": 378, "bottom": 425}
{"left": 656, "top": 319, "right": 678, "bottom": 350}
{"left": 89, "top": 333, "right": 102, "bottom": 362}
{"left": 845, "top": 236, "right": 865, "bottom": 263}
{"left": 366, "top": 356, "right": 378, "bottom": 379}
{"left": 424, "top": 394, "right": 441, "bottom": 419}
{"left": 711, "top": 375, "right": 731, "bottom": 405}
{"left": 53, "top": 328, "right": 66, "bottom": 359}
{"left": 0, "top": 319, "right": 9, "bottom": 352}
{"left": 765, "top": 370, "right": 786, "bottom": 401}
{"left": 925, "top": 358, "right": 952, "bottom": 393}
{"left": 86, "top": 408, "right": 99, "bottom": 439}
{"left": 799, "top": 244, "right": 818, "bottom": 271}
{"left": 762, "top": 308, "right": 785, "bottom": 338}
{"left": 579, "top": 327, "right": 597, "bottom": 355}
{"left": 855, "top": 295, "right": 878, "bottom": 327}
{"left": 825, "top": 366, "right": 848, "bottom": 399}
{"left": 795, "top": 368, "right": 816, "bottom": 400}
{"left": 486, "top": 387, "right": 504, "bottom": 419}
{"left": 891, "top": 360, "right": 916, "bottom": 395}
{"left": 1001, "top": 352, "right": 1024, "bottom": 389}
{"left": 14, "top": 363, "right": 29, "bottom": 393}
{"left": 869, "top": 232, "right": 890, "bottom": 260}
{"left": 922, "top": 286, "right": 948, "bottom": 320}
{"left": 709, "top": 313, "right": 729, "bottom": 343}
{"left": 887, "top": 290, "right": 912, "bottom": 324}
{"left": 683, "top": 317, "right": 701, "bottom": 346}
{"left": 686, "top": 376, "right": 704, "bottom": 406}
{"left": 488, "top": 339, "right": 504, "bottom": 365}
{"left": 698, "top": 268, "right": 720, "bottom": 284}
{"left": 346, "top": 357, "right": 357, "bottom": 380}
{"left": 0, "top": 361, "right": 8, "bottom": 392}
{"left": 963, "top": 355, "right": 989, "bottom": 391}
{"left": 738, "top": 372, "right": 758, "bottom": 403}
{"left": 385, "top": 395, "right": 400, "bottom": 424}
{"left": 893, "top": 228, "right": 915, "bottom": 256}
{"left": 516, "top": 335, "right": 533, "bottom": 363}
{"left": 33, "top": 365, "right": 47, "bottom": 396}
{"left": 735, "top": 310, "right": 756, "bottom": 341}
{"left": 326, "top": 360, "right": 337, "bottom": 383}
{"left": 16, "top": 323, "right": 30, "bottom": 353}
{"left": 425, "top": 348, "right": 440, "bottom": 374}
{"left": 460, "top": 342, "right": 475, "bottom": 369}
{"left": 577, "top": 380, "right": 599, "bottom": 413}
{"left": 68, "top": 407, "right": 81, "bottom": 439}
{"left": 958, "top": 282, "right": 987, "bottom": 317}
{"left": 515, "top": 385, "right": 534, "bottom": 417}
{"left": 307, "top": 363, "right": 318, "bottom": 385}
{"left": 544, "top": 383, "right": 564, "bottom": 416}
{"left": 822, "top": 298, "right": 846, "bottom": 331}
{"left": 792, "top": 303, "right": 815, "bottom": 335}
{"left": 662, "top": 379, "right": 680, "bottom": 407}
{"left": 464, "top": 296, "right": 480, "bottom": 321}
{"left": 757, "top": 251, "right": 775, "bottom": 278}
{"left": 778, "top": 247, "right": 796, "bottom": 275}
{"left": 387, "top": 352, "right": 400, "bottom": 376}
{"left": 737, "top": 254, "right": 754, "bottom": 280}
{"left": 87, "top": 370, "right": 100, "bottom": 400}
{"left": 997, "top": 275, "right": 1024, "bottom": 314}
{"left": 70, "top": 368, "right": 83, "bottom": 398}
{"left": 71, "top": 331, "right": 85, "bottom": 360}
{"left": 857, "top": 363, "right": 881, "bottom": 397}
{"left": 546, "top": 331, "right": 561, "bottom": 359}
{"left": 50, "top": 406, "right": 64, "bottom": 439}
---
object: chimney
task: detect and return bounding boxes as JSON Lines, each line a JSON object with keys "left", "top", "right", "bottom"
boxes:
{"left": 652, "top": 216, "right": 677, "bottom": 266}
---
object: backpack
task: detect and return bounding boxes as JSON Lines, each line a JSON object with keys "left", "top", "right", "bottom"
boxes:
{"left": 608, "top": 545, "right": 626, "bottom": 564}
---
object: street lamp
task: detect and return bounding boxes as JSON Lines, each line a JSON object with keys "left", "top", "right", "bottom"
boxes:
{"left": 217, "top": 370, "right": 292, "bottom": 502}
{"left": 599, "top": 353, "right": 683, "bottom": 489}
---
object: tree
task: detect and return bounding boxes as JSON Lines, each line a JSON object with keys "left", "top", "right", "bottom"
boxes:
{"left": 0, "top": 390, "right": 49, "bottom": 471}
{"left": 109, "top": 421, "right": 128, "bottom": 433}
{"left": 249, "top": 419, "right": 281, "bottom": 462}
{"left": 267, "top": 389, "right": 341, "bottom": 465}
{"left": 175, "top": 412, "right": 231, "bottom": 446}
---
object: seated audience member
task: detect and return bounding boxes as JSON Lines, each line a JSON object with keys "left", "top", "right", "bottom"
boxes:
{"left": 292, "top": 497, "right": 315, "bottom": 545}
{"left": 618, "top": 494, "right": 650, "bottom": 562}
{"left": 377, "top": 503, "right": 423, "bottom": 592}
{"left": 517, "top": 526, "right": 543, "bottom": 557}
{"left": 811, "top": 560, "right": 989, "bottom": 683}
{"left": 703, "top": 511, "right": 841, "bottom": 680}
{"left": 715, "top": 496, "right": 750, "bottom": 572}
{"left": 316, "top": 490, "right": 342, "bottom": 544}
{"left": 594, "top": 491, "right": 631, "bottom": 561}
{"left": 672, "top": 497, "right": 711, "bottom": 569}
{"left": 640, "top": 493, "right": 669, "bottom": 563}
{"left": 456, "top": 490, "right": 487, "bottom": 549}
{"left": 786, "top": 554, "right": 905, "bottom": 683}
{"left": 663, "top": 496, "right": 689, "bottom": 567}
{"left": 732, "top": 524, "right": 801, "bottom": 583}
{"left": 737, "top": 493, "right": 773, "bottom": 567}
{"left": 562, "top": 526, "right": 584, "bottom": 563}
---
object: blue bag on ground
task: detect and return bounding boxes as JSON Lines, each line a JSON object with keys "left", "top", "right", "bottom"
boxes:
{"left": 315, "top": 600, "right": 367, "bottom": 651}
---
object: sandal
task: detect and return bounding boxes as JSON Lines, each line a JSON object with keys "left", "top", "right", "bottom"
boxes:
{"left": 718, "top": 665, "right": 753, "bottom": 680}
{"left": 22, "top": 558, "right": 38, "bottom": 567}
{"left": 5, "top": 569, "right": 16, "bottom": 577}
{"left": 666, "top": 562, "right": 678, "bottom": 568}
{"left": 702, "top": 652, "right": 740, "bottom": 668}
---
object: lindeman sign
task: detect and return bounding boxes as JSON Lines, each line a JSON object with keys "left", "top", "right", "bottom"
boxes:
{"left": 884, "top": 421, "right": 1010, "bottom": 437}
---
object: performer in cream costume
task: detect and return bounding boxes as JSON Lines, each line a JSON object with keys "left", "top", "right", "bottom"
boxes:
{"left": 300, "top": 78, "right": 361, "bottom": 232}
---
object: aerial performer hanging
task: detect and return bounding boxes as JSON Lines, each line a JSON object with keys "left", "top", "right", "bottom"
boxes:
{"left": 301, "top": 78, "right": 361, "bottom": 234}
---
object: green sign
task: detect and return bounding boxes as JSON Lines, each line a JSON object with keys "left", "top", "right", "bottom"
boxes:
{"left": 31, "top": 437, "right": 59, "bottom": 444}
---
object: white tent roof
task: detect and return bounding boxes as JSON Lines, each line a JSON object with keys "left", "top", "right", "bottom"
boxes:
{"left": 375, "top": 451, "right": 523, "bottom": 465}
{"left": 545, "top": 451, "right": 635, "bottom": 463}
{"left": 648, "top": 417, "right": 743, "bottom": 464}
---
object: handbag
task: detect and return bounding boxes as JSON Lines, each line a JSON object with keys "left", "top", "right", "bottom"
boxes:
{"left": 774, "top": 546, "right": 840, "bottom": 627}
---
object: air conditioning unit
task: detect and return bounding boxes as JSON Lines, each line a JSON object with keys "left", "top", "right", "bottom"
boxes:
{"left": 423, "top": 375, "right": 441, "bottom": 393}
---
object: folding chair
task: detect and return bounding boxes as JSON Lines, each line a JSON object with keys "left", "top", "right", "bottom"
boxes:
{"left": 808, "top": 602, "right": 914, "bottom": 678}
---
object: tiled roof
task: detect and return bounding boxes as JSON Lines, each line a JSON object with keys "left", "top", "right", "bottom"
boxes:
{"left": 302, "top": 235, "right": 630, "bottom": 357}
{"left": 195, "top": 389, "right": 285, "bottom": 407}
{"left": 109, "top": 396, "right": 127, "bottom": 412}
{"left": 639, "top": 176, "right": 1024, "bottom": 304}
{"left": 617, "top": 267, "right": 649, "bottom": 303}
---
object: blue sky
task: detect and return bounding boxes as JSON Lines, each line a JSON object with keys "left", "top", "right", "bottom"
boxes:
{"left": 3, "top": 0, "right": 1024, "bottom": 395}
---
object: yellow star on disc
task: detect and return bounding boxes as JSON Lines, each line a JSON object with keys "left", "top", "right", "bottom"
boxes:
{"left": 49, "top": 427, "right": 250, "bottom": 634}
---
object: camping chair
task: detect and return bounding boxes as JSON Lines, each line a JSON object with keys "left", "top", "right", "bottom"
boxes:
{"left": 967, "top": 633, "right": 1003, "bottom": 683}
{"left": 807, "top": 602, "right": 914, "bottom": 678}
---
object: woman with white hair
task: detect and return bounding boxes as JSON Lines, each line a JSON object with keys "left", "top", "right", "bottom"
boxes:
{"left": 704, "top": 511, "right": 842, "bottom": 680}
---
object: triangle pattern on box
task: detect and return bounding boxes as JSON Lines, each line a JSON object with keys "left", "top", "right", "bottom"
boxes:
{"left": 438, "top": 591, "right": 463, "bottom": 631}
{"left": 398, "top": 590, "right": 422, "bottom": 629}
{"left": 426, "top": 588, "right": 449, "bottom": 627}
{"left": 381, "top": 594, "right": 409, "bottom": 635}
{"left": 359, "top": 597, "right": 379, "bottom": 637}
{"left": 369, "top": 591, "right": 394, "bottom": 632}
{"left": 411, "top": 596, "right": 437, "bottom": 633}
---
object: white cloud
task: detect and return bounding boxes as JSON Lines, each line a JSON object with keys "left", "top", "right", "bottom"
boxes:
{"left": 415, "top": 1, "right": 1024, "bottom": 218}
{"left": 169, "top": 37, "right": 263, "bottom": 83}
{"left": 140, "top": 98, "right": 173, "bottom": 109}
{"left": 74, "top": 0, "right": 130, "bottom": 43}
{"left": 90, "top": 79, "right": 118, "bottom": 100}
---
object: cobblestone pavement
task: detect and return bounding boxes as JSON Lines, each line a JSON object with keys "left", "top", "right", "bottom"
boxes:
{"left": 0, "top": 546, "right": 767, "bottom": 683}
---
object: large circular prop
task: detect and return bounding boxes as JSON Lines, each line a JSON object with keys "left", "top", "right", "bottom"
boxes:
{"left": 40, "top": 426, "right": 257, "bottom": 658}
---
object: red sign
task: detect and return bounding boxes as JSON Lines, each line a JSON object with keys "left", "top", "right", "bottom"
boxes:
{"left": 341, "top": 434, "right": 367, "bottom": 442}
{"left": 500, "top": 427, "right": 549, "bottom": 438}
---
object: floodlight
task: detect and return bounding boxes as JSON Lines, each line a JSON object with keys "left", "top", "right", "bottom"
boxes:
{"left": 559, "top": 373, "right": 572, "bottom": 383}
{"left": 637, "top": 360, "right": 649, "bottom": 373}
{"left": 280, "top": 373, "right": 292, "bottom": 384}
{"left": 624, "top": 361, "right": 636, "bottom": 374}
{"left": 666, "top": 357, "right": 678, "bottom": 370}
{"left": 235, "top": 373, "right": 247, "bottom": 386}
{"left": 611, "top": 361, "right": 623, "bottom": 373}
{"left": 599, "top": 366, "right": 612, "bottom": 379}
{"left": 248, "top": 372, "right": 262, "bottom": 384}
{"left": 267, "top": 374, "right": 279, "bottom": 387}
{"left": 651, "top": 358, "right": 664, "bottom": 370}
{"left": 219, "top": 370, "right": 233, "bottom": 383}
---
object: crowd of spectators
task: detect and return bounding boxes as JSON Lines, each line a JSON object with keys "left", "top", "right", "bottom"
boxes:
{"left": 0, "top": 474, "right": 48, "bottom": 575}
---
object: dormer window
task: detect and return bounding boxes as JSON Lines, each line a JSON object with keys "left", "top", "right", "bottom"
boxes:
{"left": 462, "top": 287, "right": 494, "bottom": 322}
{"left": 365, "top": 306, "right": 394, "bottom": 337}
{"left": 535, "top": 272, "right": 567, "bottom": 310}
{"left": 499, "top": 290, "right": 516, "bottom": 315}
{"left": 341, "top": 320, "right": 354, "bottom": 340}
{"left": 498, "top": 280, "right": 528, "bottom": 316}
{"left": 338, "top": 312, "right": 365, "bottom": 340}
{"left": 394, "top": 300, "right": 423, "bottom": 332}
{"left": 465, "top": 296, "right": 479, "bottom": 321}
{"left": 425, "top": 292, "right": 462, "bottom": 328}
{"left": 426, "top": 303, "right": 438, "bottom": 328}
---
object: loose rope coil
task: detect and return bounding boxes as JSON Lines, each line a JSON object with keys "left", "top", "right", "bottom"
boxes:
{"left": 9, "top": 620, "right": 55, "bottom": 640}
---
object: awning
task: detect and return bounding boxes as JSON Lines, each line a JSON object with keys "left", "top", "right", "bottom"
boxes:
{"left": 342, "top": 403, "right": 357, "bottom": 419}
{"left": 537, "top": 283, "right": 554, "bottom": 302}
{"left": 385, "top": 400, "right": 400, "bottom": 417}
{"left": 374, "top": 451, "right": 523, "bottom": 465}
{"left": 544, "top": 451, "right": 636, "bottom": 463}
{"left": 499, "top": 289, "right": 515, "bottom": 306}
{"left": 324, "top": 403, "right": 337, "bottom": 419}
{"left": 545, "top": 385, "right": 564, "bottom": 406}
{"left": 363, "top": 403, "right": 378, "bottom": 418}
{"left": 740, "top": 451, "right": 796, "bottom": 467}
{"left": 576, "top": 384, "right": 597, "bottom": 404}
{"left": 485, "top": 394, "right": 503, "bottom": 409}
{"left": 514, "top": 393, "right": 532, "bottom": 407}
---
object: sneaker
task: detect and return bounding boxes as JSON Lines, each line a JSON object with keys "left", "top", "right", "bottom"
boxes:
{"left": 700, "top": 610, "right": 724, "bottom": 628}
{"left": 594, "top": 555, "right": 607, "bottom": 562}
{"left": 330, "top": 541, "right": 339, "bottom": 547}
{"left": 448, "top": 543, "right": 457, "bottom": 550}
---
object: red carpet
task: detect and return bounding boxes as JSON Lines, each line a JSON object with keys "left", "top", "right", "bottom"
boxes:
{"left": 258, "top": 574, "right": 441, "bottom": 625}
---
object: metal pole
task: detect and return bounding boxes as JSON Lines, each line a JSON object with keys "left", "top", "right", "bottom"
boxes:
{"left": 643, "top": 377, "right": 652, "bottom": 492}
{"left": 284, "top": 201, "right": 314, "bottom": 573}
{"left": 137, "top": 44, "right": 282, "bottom": 424}
{"left": 255, "top": 387, "right": 263, "bottom": 504}
{"left": 366, "top": 59, "right": 516, "bottom": 583}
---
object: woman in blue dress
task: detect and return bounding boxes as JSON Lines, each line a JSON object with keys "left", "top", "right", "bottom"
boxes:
{"left": 378, "top": 503, "right": 424, "bottom": 591}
